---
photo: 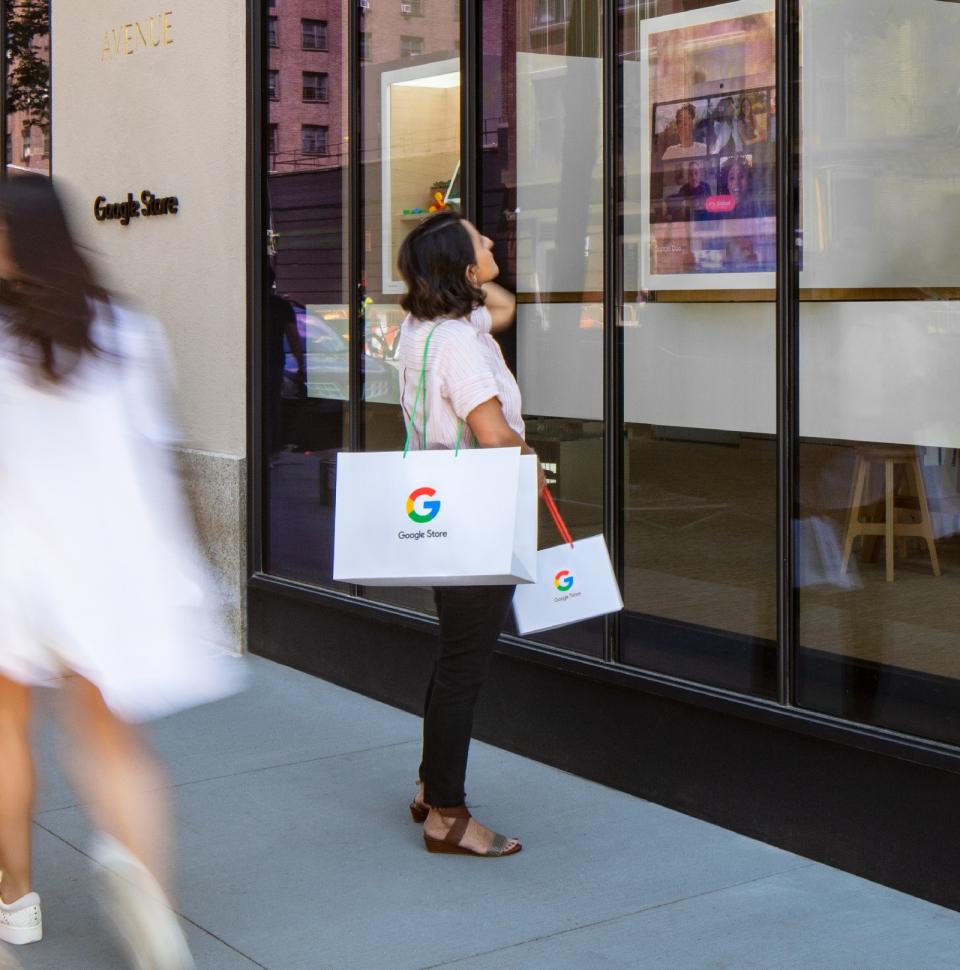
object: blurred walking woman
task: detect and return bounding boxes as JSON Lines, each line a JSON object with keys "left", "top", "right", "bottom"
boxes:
{"left": 0, "top": 177, "right": 242, "bottom": 967}
{"left": 397, "top": 211, "right": 540, "bottom": 857}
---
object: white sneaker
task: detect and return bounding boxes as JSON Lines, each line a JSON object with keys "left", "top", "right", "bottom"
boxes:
{"left": 90, "top": 834, "right": 194, "bottom": 970}
{"left": 0, "top": 892, "right": 42, "bottom": 946}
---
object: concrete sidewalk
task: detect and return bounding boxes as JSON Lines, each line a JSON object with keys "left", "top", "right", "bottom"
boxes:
{"left": 15, "top": 655, "right": 960, "bottom": 969}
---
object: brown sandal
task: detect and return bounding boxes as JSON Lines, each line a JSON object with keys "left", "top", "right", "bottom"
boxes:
{"left": 423, "top": 805, "right": 522, "bottom": 857}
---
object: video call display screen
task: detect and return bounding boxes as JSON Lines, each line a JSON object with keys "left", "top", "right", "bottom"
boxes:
{"left": 639, "top": 4, "right": 778, "bottom": 288}
{"left": 651, "top": 87, "right": 776, "bottom": 275}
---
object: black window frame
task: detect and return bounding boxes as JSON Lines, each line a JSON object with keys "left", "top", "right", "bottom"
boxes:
{"left": 300, "top": 123, "right": 328, "bottom": 155}
{"left": 302, "top": 70, "right": 329, "bottom": 102}
{"left": 399, "top": 33, "right": 424, "bottom": 58}
{"left": 301, "top": 18, "right": 328, "bottom": 50}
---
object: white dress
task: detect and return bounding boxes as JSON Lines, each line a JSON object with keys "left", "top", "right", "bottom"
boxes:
{"left": 0, "top": 303, "right": 244, "bottom": 722}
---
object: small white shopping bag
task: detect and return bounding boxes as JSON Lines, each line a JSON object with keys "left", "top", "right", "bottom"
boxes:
{"left": 333, "top": 447, "right": 538, "bottom": 586}
{"left": 512, "top": 489, "right": 622, "bottom": 634}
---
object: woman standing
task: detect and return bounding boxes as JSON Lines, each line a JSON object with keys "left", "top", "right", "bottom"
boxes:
{"left": 0, "top": 176, "right": 242, "bottom": 967}
{"left": 396, "top": 211, "right": 540, "bottom": 857}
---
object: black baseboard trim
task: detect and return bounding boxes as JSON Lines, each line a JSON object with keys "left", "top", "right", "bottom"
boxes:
{"left": 250, "top": 580, "right": 960, "bottom": 911}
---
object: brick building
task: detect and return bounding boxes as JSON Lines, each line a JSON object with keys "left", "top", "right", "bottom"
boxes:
{"left": 268, "top": 0, "right": 346, "bottom": 171}
{"left": 5, "top": 1, "right": 51, "bottom": 176}
{"left": 268, "top": 0, "right": 459, "bottom": 174}
{"left": 6, "top": 112, "right": 50, "bottom": 175}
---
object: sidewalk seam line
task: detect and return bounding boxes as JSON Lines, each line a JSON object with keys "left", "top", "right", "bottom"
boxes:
{"left": 31, "top": 821, "right": 273, "bottom": 970}
{"left": 419, "top": 860, "right": 817, "bottom": 969}
{"left": 35, "top": 737, "right": 421, "bottom": 815}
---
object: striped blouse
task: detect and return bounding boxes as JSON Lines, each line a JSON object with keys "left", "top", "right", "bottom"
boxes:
{"left": 397, "top": 306, "right": 525, "bottom": 451}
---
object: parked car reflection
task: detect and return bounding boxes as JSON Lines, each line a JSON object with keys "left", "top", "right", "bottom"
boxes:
{"left": 282, "top": 306, "right": 400, "bottom": 405}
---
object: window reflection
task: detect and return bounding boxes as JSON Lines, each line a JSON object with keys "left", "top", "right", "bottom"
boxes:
{"left": 619, "top": 0, "right": 777, "bottom": 693}
{"left": 257, "top": 0, "right": 960, "bottom": 737}
{"left": 796, "top": 0, "right": 960, "bottom": 743}
{"left": 264, "top": 0, "right": 350, "bottom": 587}
{"left": 478, "top": 0, "right": 605, "bottom": 656}
{"left": 5, "top": 0, "right": 51, "bottom": 177}
{"left": 359, "top": 0, "right": 460, "bottom": 614}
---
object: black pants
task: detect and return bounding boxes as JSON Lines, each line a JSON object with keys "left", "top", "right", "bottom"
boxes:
{"left": 418, "top": 584, "right": 516, "bottom": 808}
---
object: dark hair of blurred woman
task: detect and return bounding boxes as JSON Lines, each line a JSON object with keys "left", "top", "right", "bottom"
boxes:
{"left": 0, "top": 175, "right": 106, "bottom": 383}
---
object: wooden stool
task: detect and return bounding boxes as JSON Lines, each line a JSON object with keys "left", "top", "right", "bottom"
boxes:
{"left": 841, "top": 446, "right": 940, "bottom": 582}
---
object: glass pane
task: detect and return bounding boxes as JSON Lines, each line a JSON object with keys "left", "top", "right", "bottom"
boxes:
{"left": 478, "top": 0, "right": 605, "bottom": 656}
{"left": 359, "top": 0, "right": 461, "bottom": 614}
{"left": 619, "top": 0, "right": 777, "bottom": 694}
{"left": 264, "top": 0, "right": 351, "bottom": 588}
{"left": 5, "top": 0, "right": 51, "bottom": 176}
{"left": 796, "top": 0, "right": 960, "bottom": 741}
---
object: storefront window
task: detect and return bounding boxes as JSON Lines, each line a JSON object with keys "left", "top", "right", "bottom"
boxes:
{"left": 618, "top": 0, "right": 777, "bottom": 693}
{"left": 796, "top": 0, "right": 960, "bottom": 742}
{"left": 479, "top": 0, "right": 605, "bottom": 656}
{"left": 263, "top": 0, "right": 351, "bottom": 588}
{"left": 5, "top": 0, "right": 51, "bottom": 177}
{"left": 358, "top": 0, "right": 461, "bottom": 614}
{"left": 256, "top": 0, "right": 960, "bottom": 747}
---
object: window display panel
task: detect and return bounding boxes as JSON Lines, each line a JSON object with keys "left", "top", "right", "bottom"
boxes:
{"left": 639, "top": 1, "right": 777, "bottom": 290}
{"left": 359, "top": 0, "right": 460, "bottom": 614}
{"left": 796, "top": 0, "right": 960, "bottom": 743}
{"left": 619, "top": 0, "right": 777, "bottom": 694}
{"left": 478, "top": 0, "right": 605, "bottom": 656}
{"left": 263, "top": 0, "right": 351, "bottom": 588}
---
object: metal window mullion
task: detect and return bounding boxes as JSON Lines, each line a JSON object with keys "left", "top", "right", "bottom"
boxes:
{"left": 601, "top": 0, "right": 623, "bottom": 665}
{"left": 775, "top": 0, "right": 801, "bottom": 706}
{"left": 348, "top": 0, "right": 363, "bottom": 454}
{"left": 248, "top": 0, "right": 268, "bottom": 578}
{"left": 347, "top": 0, "right": 362, "bottom": 599}
{"left": 2, "top": 1, "right": 7, "bottom": 179}
{"left": 460, "top": 0, "right": 478, "bottom": 223}
{"left": 46, "top": 0, "right": 52, "bottom": 177}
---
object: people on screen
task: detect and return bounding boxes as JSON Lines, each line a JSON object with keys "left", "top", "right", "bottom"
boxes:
{"left": 710, "top": 97, "right": 745, "bottom": 155}
{"left": 661, "top": 103, "right": 707, "bottom": 160}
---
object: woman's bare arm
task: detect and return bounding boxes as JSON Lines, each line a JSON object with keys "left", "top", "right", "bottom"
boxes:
{"left": 466, "top": 398, "right": 545, "bottom": 489}
{"left": 480, "top": 282, "right": 517, "bottom": 333}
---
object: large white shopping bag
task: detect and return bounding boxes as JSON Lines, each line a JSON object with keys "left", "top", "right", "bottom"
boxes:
{"left": 513, "top": 488, "right": 623, "bottom": 634}
{"left": 333, "top": 447, "right": 538, "bottom": 586}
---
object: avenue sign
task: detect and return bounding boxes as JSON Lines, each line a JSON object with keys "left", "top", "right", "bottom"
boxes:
{"left": 101, "top": 12, "right": 174, "bottom": 60}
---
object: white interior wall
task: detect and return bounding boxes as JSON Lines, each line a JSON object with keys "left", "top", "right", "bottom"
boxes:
{"left": 515, "top": 1, "right": 960, "bottom": 447}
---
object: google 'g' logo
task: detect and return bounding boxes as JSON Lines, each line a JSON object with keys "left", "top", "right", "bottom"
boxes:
{"left": 554, "top": 570, "right": 573, "bottom": 592}
{"left": 407, "top": 487, "right": 441, "bottom": 523}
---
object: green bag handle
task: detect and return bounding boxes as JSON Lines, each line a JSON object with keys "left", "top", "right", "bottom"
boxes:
{"left": 403, "top": 323, "right": 464, "bottom": 457}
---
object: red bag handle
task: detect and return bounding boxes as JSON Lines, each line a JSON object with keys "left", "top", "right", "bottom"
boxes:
{"left": 541, "top": 486, "right": 574, "bottom": 548}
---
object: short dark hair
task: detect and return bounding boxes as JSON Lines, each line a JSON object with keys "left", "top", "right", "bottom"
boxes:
{"left": 398, "top": 211, "right": 484, "bottom": 321}
{"left": 676, "top": 103, "right": 696, "bottom": 123}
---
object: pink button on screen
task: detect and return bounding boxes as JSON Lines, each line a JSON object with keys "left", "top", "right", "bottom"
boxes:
{"left": 706, "top": 195, "right": 736, "bottom": 214}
